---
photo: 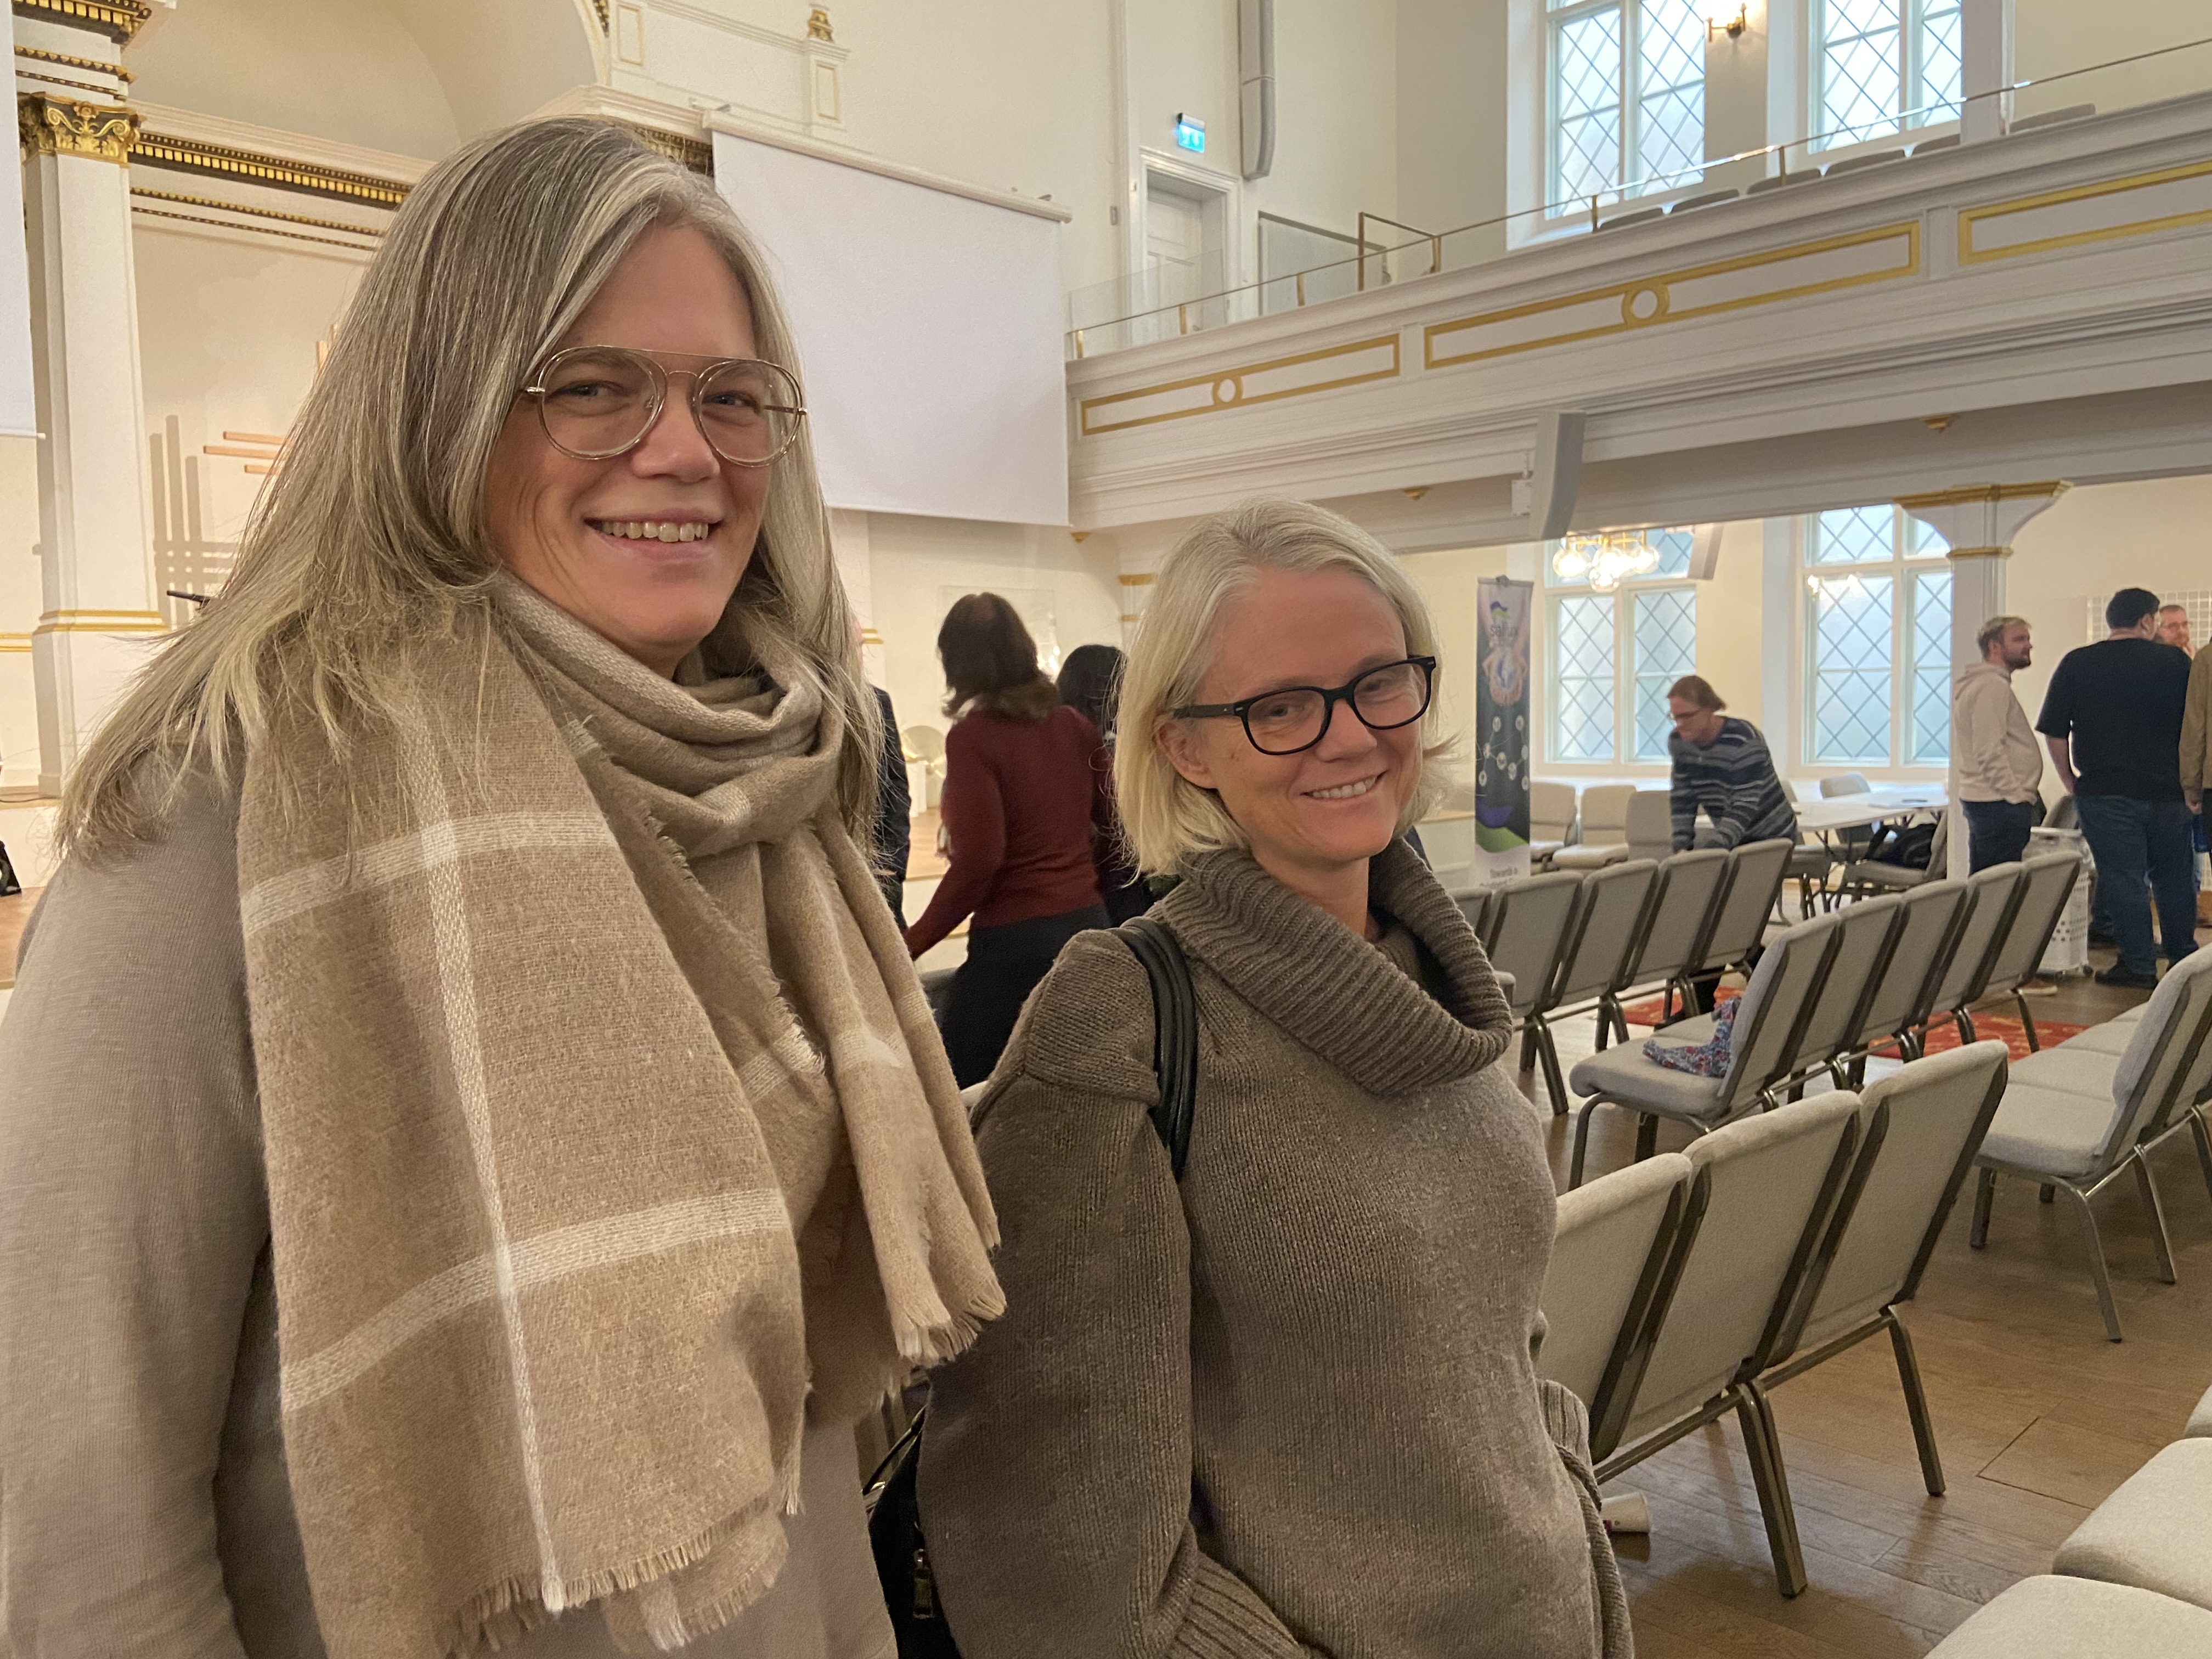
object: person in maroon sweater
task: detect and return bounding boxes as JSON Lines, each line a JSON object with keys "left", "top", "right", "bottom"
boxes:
{"left": 907, "top": 594, "right": 1115, "bottom": 1085}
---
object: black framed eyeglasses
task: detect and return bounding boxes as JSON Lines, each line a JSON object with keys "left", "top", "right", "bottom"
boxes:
{"left": 1172, "top": 656, "right": 1436, "bottom": 756}
{"left": 520, "top": 345, "right": 806, "bottom": 468}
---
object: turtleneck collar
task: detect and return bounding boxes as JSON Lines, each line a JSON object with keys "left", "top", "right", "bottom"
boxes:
{"left": 1155, "top": 840, "right": 1514, "bottom": 1096}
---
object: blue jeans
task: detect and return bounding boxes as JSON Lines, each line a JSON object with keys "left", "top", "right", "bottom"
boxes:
{"left": 2073, "top": 794, "right": 2199, "bottom": 976}
{"left": 1963, "top": 799, "right": 2035, "bottom": 872}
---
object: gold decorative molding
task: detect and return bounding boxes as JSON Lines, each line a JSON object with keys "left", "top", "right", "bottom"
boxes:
{"left": 17, "top": 92, "right": 136, "bottom": 164}
{"left": 132, "top": 130, "right": 411, "bottom": 208}
{"left": 1941, "top": 545, "right": 2009, "bottom": 559}
{"left": 131, "top": 186, "right": 384, "bottom": 249}
{"left": 807, "top": 6, "right": 834, "bottom": 42}
{"left": 15, "top": 42, "right": 132, "bottom": 79}
{"left": 589, "top": 0, "right": 608, "bottom": 26}
{"left": 0, "top": 633, "right": 31, "bottom": 655}
{"left": 10, "top": 0, "right": 150, "bottom": 43}
{"left": 1957, "top": 157, "right": 2212, "bottom": 266}
{"left": 858, "top": 627, "right": 883, "bottom": 646}
{"left": 1079, "top": 335, "right": 1402, "bottom": 437}
{"left": 35, "top": 607, "right": 168, "bottom": 635}
{"left": 619, "top": 120, "right": 712, "bottom": 174}
{"left": 1895, "top": 481, "right": 2067, "bottom": 509}
{"left": 1426, "top": 222, "right": 1920, "bottom": 368}
{"left": 1117, "top": 572, "right": 1156, "bottom": 586}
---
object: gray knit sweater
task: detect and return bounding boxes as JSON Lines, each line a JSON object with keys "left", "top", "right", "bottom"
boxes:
{"left": 918, "top": 843, "right": 1630, "bottom": 1659}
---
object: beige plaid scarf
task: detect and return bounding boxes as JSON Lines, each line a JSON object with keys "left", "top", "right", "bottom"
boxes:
{"left": 237, "top": 576, "right": 1001, "bottom": 1658}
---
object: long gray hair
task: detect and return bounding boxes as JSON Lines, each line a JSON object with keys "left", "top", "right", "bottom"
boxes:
{"left": 61, "top": 117, "right": 877, "bottom": 856}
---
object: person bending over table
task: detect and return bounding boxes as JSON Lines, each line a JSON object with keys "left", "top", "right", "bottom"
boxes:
{"left": 1665, "top": 675, "right": 1797, "bottom": 851}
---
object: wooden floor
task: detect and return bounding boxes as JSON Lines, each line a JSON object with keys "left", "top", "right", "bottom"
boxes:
{"left": 0, "top": 889, "right": 33, "bottom": 986}
{"left": 1523, "top": 949, "right": 2212, "bottom": 1658}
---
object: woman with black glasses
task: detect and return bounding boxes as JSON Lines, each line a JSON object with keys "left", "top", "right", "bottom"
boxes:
{"left": 917, "top": 499, "right": 1631, "bottom": 1659}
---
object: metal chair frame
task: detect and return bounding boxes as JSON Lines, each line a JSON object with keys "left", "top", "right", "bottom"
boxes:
{"left": 1523, "top": 863, "right": 1662, "bottom": 1114}
{"left": 1956, "top": 854, "right": 2082, "bottom": 1052}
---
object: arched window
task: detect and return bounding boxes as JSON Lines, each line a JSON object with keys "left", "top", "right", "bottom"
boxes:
{"left": 1802, "top": 506, "right": 1951, "bottom": 768}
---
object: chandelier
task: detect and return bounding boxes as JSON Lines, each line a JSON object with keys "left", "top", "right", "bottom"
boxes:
{"left": 1553, "top": 529, "right": 1660, "bottom": 592}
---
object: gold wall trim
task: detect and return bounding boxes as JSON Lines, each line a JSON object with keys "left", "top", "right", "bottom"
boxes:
{"left": 1895, "top": 481, "right": 2067, "bottom": 509}
{"left": 1117, "top": 572, "right": 1156, "bottom": 587}
{"left": 1425, "top": 222, "right": 1921, "bottom": 368}
{"left": 17, "top": 91, "right": 136, "bottom": 164}
{"left": 132, "top": 187, "right": 384, "bottom": 242}
{"left": 619, "top": 120, "right": 712, "bottom": 174}
{"left": 1956, "top": 157, "right": 2212, "bottom": 266}
{"left": 1119, "top": 612, "right": 1144, "bottom": 624}
{"left": 15, "top": 43, "right": 132, "bottom": 80}
{"left": 10, "top": 0, "right": 150, "bottom": 43}
{"left": 858, "top": 627, "right": 883, "bottom": 645}
{"left": 1941, "top": 545, "right": 2009, "bottom": 559}
{"left": 132, "top": 131, "right": 410, "bottom": 208}
{"left": 41, "top": 607, "right": 164, "bottom": 620}
{"left": 16, "top": 65, "right": 118, "bottom": 97}
{"left": 36, "top": 608, "right": 168, "bottom": 635}
{"left": 0, "top": 632, "right": 30, "bottom": 653}
{"left": 1079, "top": 335, "right": 1402, "bottom": 437}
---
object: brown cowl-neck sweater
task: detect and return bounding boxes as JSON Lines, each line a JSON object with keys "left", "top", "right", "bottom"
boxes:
{"left": 918, "top": 842, "right": 1631, "bottom": 1659}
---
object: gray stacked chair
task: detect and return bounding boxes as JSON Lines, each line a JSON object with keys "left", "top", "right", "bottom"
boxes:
{"left": 1553, "top": 785, "right": 1635, "bottom": 872}
{"left": 1448, "top": 884, "right": 1491, "bottom": 937}
{"left": 1623, "top": 789, "right": 1674, "bottom": 863}
{"left": 1961, "top": 850, "right": 2081, "bottom": 1051}
{"left": 1838, "top": 878, "right": 1972, "bottom": 1076}
{"left": 2053, "top": 1438, "right": 2212, "bottom": 1617}
{"left": 1567, "top": 907, "right": 1843, "bottom": 1186}
{"left": 1780, "top": 780, "right": 1832, "bottom": 917}
{"left": 1669, "top": 188, "right": 1738, "bottom": 212}
{"left": 1831, "top": 812, "right": 1948, "bottom": 903}
{"left": 1581, "top": 1091, "right": 1870, "bottom": 1596}
{"left": 1689, "top": 838, "right": 1793, "bottom": 984}
{"left": 1971, "top": 947, "right": 2212, "bottom": 1340}
{"left": 1824, "top": 147, "right": 1907, "bottom": 174}
{"left": 1761, "top": 893, "right": 1908, "bottom": 1093}
{"left": 1528, "top": 780, "right": 1577, "bottom": 869}
{"left": 1598, "top": 847, "right": 1733, "bottom": 1042}
{"left": 1527, "top": 859, "right": 1661, "bottom": 1108}
{"left": 1923, "top": 1576, "right": 2212, "bottom": 1656}
{"left": 1755, "top": 1044, "right": 2010, "bottom": 1502}
{"left": 1478, "top": 871, "right": 1587, "bottom": 1114}
{"left": 1915, "top": 862, "right": 2027, "bottom": 1052}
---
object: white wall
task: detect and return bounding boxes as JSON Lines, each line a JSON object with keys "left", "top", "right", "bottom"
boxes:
{"left": 0, "top": 437, "right": 41, "bottom": 789}
{"left": 1397, "top": 0, "right": 1509, "bottom": 256}
{"left": 865, "top": 514, "right": 1124, "bottom": 757}
{"left": 2012, "top": 0, "right": 2212, "bottom": 118}
{"left": 2006, "top": 476, "right": 2212, "bottom": 766}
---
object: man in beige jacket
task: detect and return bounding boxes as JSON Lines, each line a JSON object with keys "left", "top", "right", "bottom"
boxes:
{"left": 1954, "top": 615, "right": 2044, "bottom": 870}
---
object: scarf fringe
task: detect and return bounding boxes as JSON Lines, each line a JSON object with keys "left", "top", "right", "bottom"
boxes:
{"left": 895, "top": 1283, "right": 1008, "bottom": 1368}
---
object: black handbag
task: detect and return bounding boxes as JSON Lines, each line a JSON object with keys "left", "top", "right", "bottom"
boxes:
{"left": 0, "top": 841, "right": 19, "bottom": 898}
{"left": 865, "top": 916, "right": 1199, "bottom": 1658}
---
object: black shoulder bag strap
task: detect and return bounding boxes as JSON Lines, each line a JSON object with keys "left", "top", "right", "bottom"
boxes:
{"left": 868, "top": 919, "right": 1200, "bottom": 1656}
{"left": 1118, "top": 915, "right": 1199, "bottom": 1179}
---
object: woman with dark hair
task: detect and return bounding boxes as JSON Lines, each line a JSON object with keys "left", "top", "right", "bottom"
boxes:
{"left": 907, "top": 595, "right": 1113, "bottom": 1085}
{"left": 1056, "top": 642, "right": 1150, "bottom": 924}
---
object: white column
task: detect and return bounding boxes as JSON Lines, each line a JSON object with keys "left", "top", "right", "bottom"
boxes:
{"left": 1898, "top": 482, "right": 2069, "bottom": 877}
{"left": 825, "top": 506, "right": 882, "bottom": 687}
{"left": 1960, "top": 0, "right": 2011, "bottom": 144}
{"left": 20, "top": 92, "right": 164, "bottom": 795}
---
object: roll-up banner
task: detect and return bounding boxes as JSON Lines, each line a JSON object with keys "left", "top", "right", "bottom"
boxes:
{"left": 1474, "top": 575, "right": 1533, "bottom": 887}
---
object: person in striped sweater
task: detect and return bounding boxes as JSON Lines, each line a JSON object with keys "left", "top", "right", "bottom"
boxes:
{"left": 1665, "top": 674, "right": 1797, "bottom": 851}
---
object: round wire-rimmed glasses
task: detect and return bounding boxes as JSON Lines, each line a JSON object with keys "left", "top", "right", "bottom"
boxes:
{"left": 520, "top": 345, "right": 806, "bottom": 468}
{"left": 1172, "top": 656, "right": 1437, "bottom": 755}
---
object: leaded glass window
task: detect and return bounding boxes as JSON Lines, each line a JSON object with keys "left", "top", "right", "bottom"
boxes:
{"left": 1812, "top": 0, "right": 1964, "bottom": 151}
{"left": 1545, "top": 528, "right": 1697, "bottom": 763}
{"left": 1548, "top": 0, "right": 1707, "bottom": 208}
{"left": 1803, "top": 506, "right": 1951, "bottom": 768}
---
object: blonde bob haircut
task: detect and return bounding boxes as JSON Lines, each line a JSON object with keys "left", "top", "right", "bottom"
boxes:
{"left": 1116, "top": 498, "right": 1453, "bottom": 876}
{"left": 61, "top": 117, "right": 877, "bottom": 858}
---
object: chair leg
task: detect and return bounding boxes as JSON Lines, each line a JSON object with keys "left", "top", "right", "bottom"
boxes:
{"left": 2040, "top": 1184, "right": 2055, "bottom": 1204}
{"left": 2191, "top": 1109, "right": 2212, "bottom": 1211}
{"left": 1885, "top": 1312, "right": 1945, "bottom": 1496}
{"left": 1955, "top": 1011, "right": 1976, "bottom": 1046}
{"left": 1970, "top": 1166, "right": 1996, "bottom": 1249}
{"left": 1570, "top": 1099, "right": 1601, "bottom": 1189}
{"left": 1520, "top": 1023, "right": 1539, "bottom": 1074}
{"left": 1534, "top": 1019, "right": 1570, "bottom": 1119}
{"left": 1634, "top": 1113, "right": 1660, "bottom": 1164}
{"left": 2060, "top": 1183, "right": 2125, "bottom": 1342}
{"left": 1594, "top": 1005, "right": 1611, "bottom": 1052}
{"left": 2014, "top": 989, "right": 2040, "bottom": 1052}
{"left": 1735, "top": 1381, "right": 1809, "bottom": 1599}
{"left": 2130, "top": 1154, "right": 2178, "bottom": 1286}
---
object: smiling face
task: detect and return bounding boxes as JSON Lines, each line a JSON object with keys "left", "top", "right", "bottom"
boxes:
{"left": 483, "top": 222, "right": 769, "bottom": 676}
{"left": 1160, "top": 565, "right": 1421, "bottom": 891}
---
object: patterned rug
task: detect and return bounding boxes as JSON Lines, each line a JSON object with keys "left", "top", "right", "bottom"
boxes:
{"left": 1616, "top": 988, "right": 2083, "bottom": 1064}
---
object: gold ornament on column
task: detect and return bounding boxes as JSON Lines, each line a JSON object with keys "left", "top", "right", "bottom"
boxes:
{"left": 17, "top": 92, "right": 139, "bottom": 166}
{"left": 807, "top": 7, "right": 835, "bottom": 42}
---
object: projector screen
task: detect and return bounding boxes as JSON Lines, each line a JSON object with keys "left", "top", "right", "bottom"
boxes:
{"left": 712, "top": 127, "right": 1069, "bottom": 527}
{"left": 0, "top": 5, "right": 38, "bottom": 439}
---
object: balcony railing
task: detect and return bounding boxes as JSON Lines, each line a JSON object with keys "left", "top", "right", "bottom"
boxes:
{"left": 1065, "top": 36, "right": 2212, "bottom": 362}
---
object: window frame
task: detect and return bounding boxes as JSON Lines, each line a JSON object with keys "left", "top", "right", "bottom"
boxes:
{"left": 1799, "top": 506, "right": 1951, "bottom": 773}
{"left": 1543, "top": 532, "right": 1700, "bottom": 769}
{"left": 1544, "top": 0, "right": 1708, "bottom": 215}
{"left": 1807, "top": 0, "right": 1965, "bottom": 153}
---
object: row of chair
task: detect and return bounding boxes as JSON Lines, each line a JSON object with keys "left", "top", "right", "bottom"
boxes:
{"left": 1456, "top": 838, "right": 1792, "bottom": 1115}
{"left": 1539, "top": 1043, "right": 2012, "bottom": 1599}
{"left": 1970, "top": 945, "right": 2212, "bottom": 1340}
{"left": 1562, "top": 851, "right": 2079, "bottom": 1187}
{"left": 1927, "top": 1380, "right": 2212, "bottom": 1654}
